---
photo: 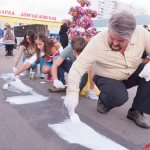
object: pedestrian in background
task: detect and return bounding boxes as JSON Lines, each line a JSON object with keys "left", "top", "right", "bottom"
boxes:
{"left": 3, "top": 23, "right": 15, "bottom": 56}
{"left": 59, "top": 19, "right": 69, "bottom": 49}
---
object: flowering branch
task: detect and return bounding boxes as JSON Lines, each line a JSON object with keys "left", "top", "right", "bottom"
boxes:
{"left": 68, "top": 6, "right": 85, "bottom": 19}
{"left": 68, "top": 0, "right": 98, "bottom": 39}
{"left": 77, "top": 0, "right": 91, "bottom": 7}
{"left": 85, "top": 9, "right": 98, "bottom": 18}
{"left": 80, "top": 16, "right": 93, "bottom": 29}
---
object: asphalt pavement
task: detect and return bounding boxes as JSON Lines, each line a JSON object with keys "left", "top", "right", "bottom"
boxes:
{"left": 0, "top": 46, "right": 150, "bottom": 150}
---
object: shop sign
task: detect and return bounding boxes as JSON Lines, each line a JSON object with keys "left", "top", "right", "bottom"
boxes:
{"left": 20, "top": 12, "right": 56, "bottom": 21}
{"left": 0, "top": 10, "right": 15, "bottom": 16}
{"left": 0, "top": 9, "right": 56, "bottom": 21}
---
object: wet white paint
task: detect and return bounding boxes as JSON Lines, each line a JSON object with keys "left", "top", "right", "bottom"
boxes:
{"left": 48, "top": 119, "right": 128, "bottom": 150}
{"left": 2, "top": 83, "right": 9, "bottom": 90}
{"left": 1, "top": 73, "right": 32, "bottom": 92}
{"left": 1, "top": 73, "right": 48, "bottom": 104}
{"left": 40, "top": 81, "right": 45, "bottom": 84}
{"left": 6, "top": 91, "right": 48, "bottom": 104}
{"left": 9, "top": 78, "right": 32, "bottom": 92}
{"left": 2, "top": 82, "right": 22, "bottom": 93}
{"left": 1, "top": 73, "right": 17, "bottom": 81}
{"left": 60, "top": 96, "right": 65, "bottom": 100}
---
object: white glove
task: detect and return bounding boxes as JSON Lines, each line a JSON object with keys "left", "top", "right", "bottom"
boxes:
{"left": 139, "top": 62, "right": 150, "bottom": 81}
{"left": 64, "top": 95, "right": 79, "bottom": 117}
{"left": 13, "top": 67, "right": 17, "bottom": 73}
{"left": 53, "top": 79, "right": 65, "bottom": 89}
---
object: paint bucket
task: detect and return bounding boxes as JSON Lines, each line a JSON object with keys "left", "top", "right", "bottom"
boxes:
{"left": 29, "top": 71, "right": 36, "bottom": 80}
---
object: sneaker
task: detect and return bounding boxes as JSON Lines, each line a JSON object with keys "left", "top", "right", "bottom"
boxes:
{"left": 79, "top": 73, "right": 88, "bottom": 91}
{"left": 40, "top": 73, "right": 45, "bottom": 79}
{"left": 127, "top": 109, "right": 150, "bottom": 129}
{"left": 88, "top": 89, "right": 98, "bottom": 100}
{"left": 97, "top": 98, "right": 109, "bottom": 114}
{"left": 47, "top": 73, "right": 52, "bottom": 81}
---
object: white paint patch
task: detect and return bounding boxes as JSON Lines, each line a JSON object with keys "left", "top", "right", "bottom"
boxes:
{"left": 2, "top": 83, "right": 9, "bottom": 90}
{"left": 1, "top": 73, "right": 32, "bottom": 93}
{"left": 40, "top": 81, "right": 45, "bottom": 84}
{"left": 2, "top": 82, "right": 22, "bottom": 93}
{"left": 9, "top": 78, "right": 32, "bottom": 93}
{"left": 48, "top": 119, "right": 128, "bottom": 150}
{"left": 1, "top": 73, "right": 49, "bottom": 104}
{"left": 0, "top": 73, "right": 16, "bottom": 81}
{"left": 6, "top": 91, "right": 48, "bottom": 104}
{"left": 60, "top": 96, "right": 65, "bottom": 100}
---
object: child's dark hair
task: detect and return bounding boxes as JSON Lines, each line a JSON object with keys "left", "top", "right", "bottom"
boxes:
{"left": 71, "top": 36, "right": 87, "bottom": 53}
{"left": 20, "top": 29, "right": 36, "bottom": 50}
{"left": 34, "top": 32, "right": 54, "bottom": 63}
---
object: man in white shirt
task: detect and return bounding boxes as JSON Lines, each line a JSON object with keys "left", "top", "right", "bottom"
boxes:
{"left": 64, "top": 11, "right": 150, "bottom": 128}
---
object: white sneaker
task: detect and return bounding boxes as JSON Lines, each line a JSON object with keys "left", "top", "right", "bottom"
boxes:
{"left": 88, "top": 89, "right": 98, "bottom": 100}
{"left": 40, "top": 73, "right": 45, "bottom": 79}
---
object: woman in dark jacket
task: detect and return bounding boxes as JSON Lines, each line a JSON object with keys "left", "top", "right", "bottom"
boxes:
{"left": 59, "top": 19, "right": 69, "bottom": 49}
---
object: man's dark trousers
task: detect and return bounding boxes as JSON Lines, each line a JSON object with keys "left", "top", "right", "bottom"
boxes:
{"left": 94, "top": 63, "right": 150, "bottom": 114}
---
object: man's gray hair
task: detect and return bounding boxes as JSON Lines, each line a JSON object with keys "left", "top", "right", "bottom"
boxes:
{"left": 108, "top": 11, "right": 136, "bottom": 40}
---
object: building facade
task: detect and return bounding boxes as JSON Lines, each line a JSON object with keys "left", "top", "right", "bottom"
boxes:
{"left": 0, "top": 9, "right": 62, "bottom": 35}
{"left": 97, "top": 0, "right": 145, "bottom": 19}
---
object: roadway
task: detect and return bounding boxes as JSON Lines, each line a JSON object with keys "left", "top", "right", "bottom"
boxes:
{"left": 0, "top": 46, "right": 150, "bottom": 150}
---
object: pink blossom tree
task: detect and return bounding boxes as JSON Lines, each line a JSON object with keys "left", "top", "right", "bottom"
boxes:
{"left": 68, "top": 0, "right": 98, "bottom": 40}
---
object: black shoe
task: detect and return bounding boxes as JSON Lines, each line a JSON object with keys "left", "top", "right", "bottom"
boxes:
{"left": 97, "top": 98, "right": 109, "bottom": 114}
{"left": 127, "top": 109, "right": 150, "bottom": 129}
{"left": 79, "top": 73, "right": 88, "bottom": 91}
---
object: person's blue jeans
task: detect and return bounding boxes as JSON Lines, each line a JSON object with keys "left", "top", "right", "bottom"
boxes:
{"left": 58, "top": 66, "right": 65, "bottom": 84}
{"left": 40, "top": 57, "right": 44, "bottom": 75}
{"left": 22, "top": 57, "right": 37, "bottom": 70}
{"left": 60, "top": 59, "right": 88, "bottom": 90}
{"left": 23, "top": 57, "right": 44, "bottom": 76}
